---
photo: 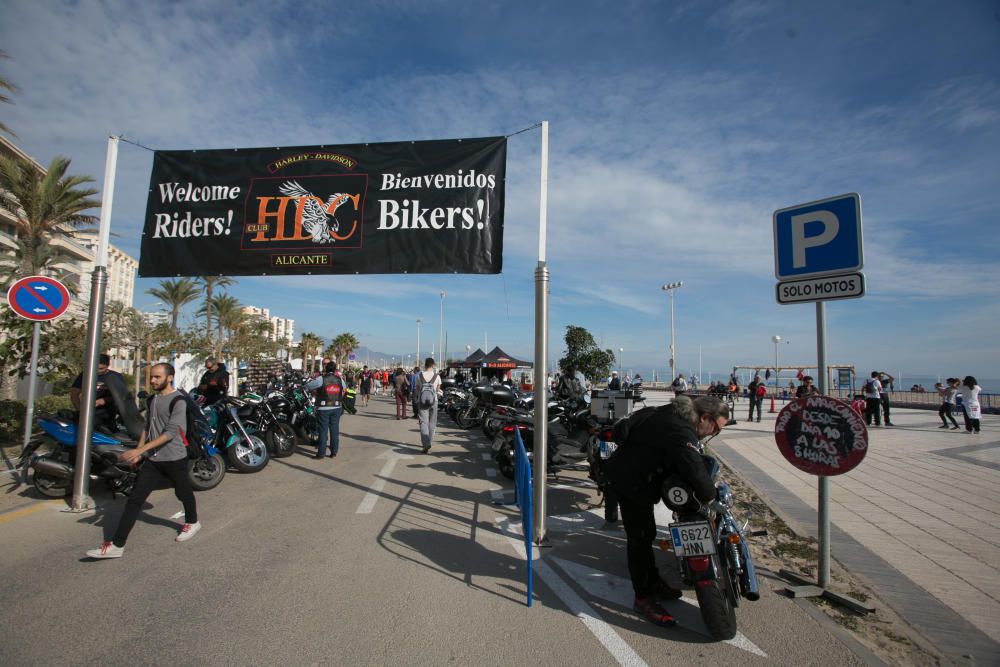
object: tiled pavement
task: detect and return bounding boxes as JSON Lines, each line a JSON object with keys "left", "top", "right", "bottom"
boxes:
{"left": 710, "top": 398, "right": 1000, "bottom": 665}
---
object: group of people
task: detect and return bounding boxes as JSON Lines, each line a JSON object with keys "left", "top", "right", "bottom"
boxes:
{"left": 934, "top": 376, "right": 983, "bottom": 433}
{"left": 356, "top": 360, "right": 442, "bottom": 453}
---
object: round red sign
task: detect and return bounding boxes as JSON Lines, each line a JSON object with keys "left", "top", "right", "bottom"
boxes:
{"left": 774, "top": 396, "right": 868, "bottom": 475}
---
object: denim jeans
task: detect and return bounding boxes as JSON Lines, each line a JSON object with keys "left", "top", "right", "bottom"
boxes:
{"left": 317, "top": 407, "right": 342, "bottom": 456}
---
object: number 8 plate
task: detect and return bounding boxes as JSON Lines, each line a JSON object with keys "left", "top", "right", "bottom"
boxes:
{"left": 669, "top": 521, "right": 716, "bottom": 557}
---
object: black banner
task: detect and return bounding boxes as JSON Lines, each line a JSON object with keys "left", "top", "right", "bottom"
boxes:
{"left": 138, "top": 136, "right": 506, "bottom": 276}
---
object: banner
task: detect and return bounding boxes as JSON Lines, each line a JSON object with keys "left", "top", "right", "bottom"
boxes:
{"left": 138, "top": 136, "right": 506, "bottom": 276}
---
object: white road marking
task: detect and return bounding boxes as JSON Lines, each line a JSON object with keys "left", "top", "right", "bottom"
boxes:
{"left": 355, "top": 450, "right": 414, "bottom": 514}
{"left": 495, "top": 516, "right": 649, "bottom": 667}
{"left": 551, "top": 557, "right": 767, "bottom": 657}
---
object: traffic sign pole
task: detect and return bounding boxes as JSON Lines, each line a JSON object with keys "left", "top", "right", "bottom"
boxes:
{"left": 21, "top": 322, "right": 41, "bottom": 451}
{"left": 816, "top": 301, "right": 830, "bottom": 588}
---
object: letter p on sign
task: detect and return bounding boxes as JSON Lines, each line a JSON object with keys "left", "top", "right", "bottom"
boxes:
{"left": 774, "top": 193, "right": 863, "bottom": 280}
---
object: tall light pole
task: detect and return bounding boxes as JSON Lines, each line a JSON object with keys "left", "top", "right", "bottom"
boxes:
{"left": 416, "top": 318, "right": 422, "bottom": 363}
{"left": 618, "top": 347, "right": 624, "bottom": 375}
{"left": 661, "top": 282, "right": 683, "bottom": 380}
{"left": 772, "top": 335, "right": 781, "bottom": 389}
{"left": 439, "top": 291, "right": 445, "bottom": 365}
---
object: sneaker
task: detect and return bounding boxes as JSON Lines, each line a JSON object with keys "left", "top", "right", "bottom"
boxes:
{"left": 176, "top": 521, "right": 201, "bottom": 542}
{"left": 86, "top": 541, "right": 124, "bottom": 559}
{"left": 633, "top": 596, "right": 676, "bottom": 627}
{"left": 951, "top": 426, "right": 960, "bottom": 430}
{"left": 422, "top": 446, "right": 430, "bottom": 454}
{"left": 652, "top": 578, "right": 683, "bottom": 600}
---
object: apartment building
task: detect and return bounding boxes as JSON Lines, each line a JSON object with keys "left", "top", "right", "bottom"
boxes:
{"left": 241, "top": 305, "right": 295, "bottom": 344}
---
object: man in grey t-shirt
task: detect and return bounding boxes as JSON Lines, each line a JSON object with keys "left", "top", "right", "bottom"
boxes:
{"left": 86, "top": 363, "right": 202, "bottom": 559}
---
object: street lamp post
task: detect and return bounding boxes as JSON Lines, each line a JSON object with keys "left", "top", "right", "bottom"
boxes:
{"left": 661, "top": 282, "right": 683, "bottom": 380}
{"left": 772, "top": 335, "right": 781, "bottom": 389}
{"left": 618, "top": 347, "right": 624, "bottom": 375}
{"left": 439, "top": 291, "right": 445, "bottom": 365}
{"left": 416, "top": 319, "right": 422, "bottom": 363}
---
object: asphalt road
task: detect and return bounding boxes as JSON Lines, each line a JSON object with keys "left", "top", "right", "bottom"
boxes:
{"left": 0, "top": 395, "right": 871, "bottom": 666}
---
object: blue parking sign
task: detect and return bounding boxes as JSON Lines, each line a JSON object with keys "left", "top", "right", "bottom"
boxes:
{"left": 773, "top": 193, "right": 863, "bottom": 280}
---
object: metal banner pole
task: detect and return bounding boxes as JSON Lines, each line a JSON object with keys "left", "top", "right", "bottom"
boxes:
{"left": 532, "top": 120, "right": 549, "bottom": 546}
{"left": 71, "top": 135, "right": 118, "bottom": 512}
{"left": 816, "top": 300, "right": 830, "bottom": 587}
{"left": 21, "top": 321, "right": 41, "bottom": 450}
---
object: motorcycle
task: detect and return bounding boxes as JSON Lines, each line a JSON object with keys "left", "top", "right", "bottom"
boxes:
{"left": 237, "top": 391, "right": 298, "bottom": 458}
{"left": 491, "top": 399, "right": 598, "bottom": 480}
{"left": 19, "top": 412, "right": 227, "bottom": 496}
{"left": 205, "top": 397, "right": 270, "bottom": 473}
{"left": 661, "top": 441, "right": 766, "bottom": 640}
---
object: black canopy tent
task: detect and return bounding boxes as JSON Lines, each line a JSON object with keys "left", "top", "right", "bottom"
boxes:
{"left": 449, "top": 346, "right": 532, "bottom": 381}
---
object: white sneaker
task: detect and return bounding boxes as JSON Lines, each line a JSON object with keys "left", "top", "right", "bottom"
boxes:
{"left": 86, "top": 541, "right": 124, "bottom": 559}
{"left": 176, "top": 521, "right": 202, "bottom": 542}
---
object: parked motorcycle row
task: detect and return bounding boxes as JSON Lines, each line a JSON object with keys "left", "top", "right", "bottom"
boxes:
{"left": 441, "top": 376, "right": 762, "bottom": 640}
{"left": 19, "top": 371, "right": 325, "bottom": 500}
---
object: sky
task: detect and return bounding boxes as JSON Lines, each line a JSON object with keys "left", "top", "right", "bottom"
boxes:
{"left": 1, "top": 0, "right": 998, "bottom": 382}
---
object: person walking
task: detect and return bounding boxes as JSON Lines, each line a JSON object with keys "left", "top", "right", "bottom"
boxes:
{"left": 958, "top": 376, "right": 982, "bottom": 434}
{"left": 415, "top": 357, "right": 442, "bottom": 453}
{"left": 935, "top": 378, "right": 961, "bottom": 430}
{"left": 359, "top": 366, "right": 372, "bottom": 407}
{"left": 393, "top": 367, "right": 410, "bottom": 419}
{"left": 409, "top": 366, "right": 421, "bottom": 419}
{"left": 86, "top": 363, "right": 200, "bottom": 559}
{"left": 305, "top": 361, "right": 345, "bottom": 459}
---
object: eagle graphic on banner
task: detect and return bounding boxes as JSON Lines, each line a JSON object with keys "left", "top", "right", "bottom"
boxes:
{"left": 277, "top": 180, "right": 352, "bottom": 244}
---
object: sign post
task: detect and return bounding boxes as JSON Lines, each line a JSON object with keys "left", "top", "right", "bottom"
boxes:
{"left": 5, "top": 276, "right": 72, "bottom": 451}
{"left": 774, "top": 193, "right": 864, "bottom": 588}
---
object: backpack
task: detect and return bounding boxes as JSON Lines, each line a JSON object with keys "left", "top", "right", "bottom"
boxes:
{"left": 146, "top": 389, "right": 211, "bottom": 460}
{"left": 417, "top": 371, "right": 438, "bottom": 409}
{"left": 863, "top": 379, "right": 875, "bottom": 394}
{"left": 610, "top": 404, "right": 669, "bottom": 447}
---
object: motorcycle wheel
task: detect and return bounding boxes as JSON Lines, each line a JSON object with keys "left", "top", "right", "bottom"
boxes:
{"left": 227, "top": 434, "right": 270, "bottom": 473}
{"left": 188, "top": 453, "right": 226, "bottom": 491}
{"left": 456, "top": 407, "right": 480, "bottom": 430}
{"left": 266, "top": 422, "right": 298, "bottom": 458}
{"left": 497, "top": 448, "right": 516, "bottom": 480}
{"left": 695, "top": 556, "right": 739, "bottom": 640}
{"left": 33, "top": 472, "right": 70, "bottom": 498}
{"left": 297, "top": 419, "right": 319, "bottom": 446}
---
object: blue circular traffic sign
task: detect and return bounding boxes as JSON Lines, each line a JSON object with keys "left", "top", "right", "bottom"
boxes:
{"left": 6, "top": 275, "right": 71, "bottom": 321}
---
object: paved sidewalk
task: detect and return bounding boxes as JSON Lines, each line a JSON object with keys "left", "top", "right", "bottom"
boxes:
{"left": 711, "top": 397, "right": 1000, "bottom": 665}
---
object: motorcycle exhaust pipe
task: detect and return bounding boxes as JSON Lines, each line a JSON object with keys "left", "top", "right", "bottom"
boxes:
{"left": 738, "top": 539, "right": 761, "bottom": 601}
{"left": 32, "top": 458, "right": 74, "bottom": 479}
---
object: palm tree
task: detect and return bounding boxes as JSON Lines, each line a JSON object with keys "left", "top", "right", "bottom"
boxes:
{"left": 0, "top": 236, "right": 81, "bottom": 292}
{"left": 198, "top": 276, "right": 234, "bottom": 341}
{"left": 330, "top": 332, "right": 360, "bottom": 367}
{"left": 146, "top": 278, "right": 200, "bottom": 334}
{"left": 123, "top": 308, "right": 151, "bottom": 391}
{"left": 0, "top": 49, "right": 17, "bottom": 137}
{"left": 0, "top": 154, "right": 100, "bottom": 276}
{"left": 298, "top": 332, "right": 323, "bottom": 373}
{"left": 209, "top": 294, "right": 242, "bottom": 355}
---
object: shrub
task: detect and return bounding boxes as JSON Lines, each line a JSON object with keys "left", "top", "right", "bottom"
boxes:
{"left": 0, "top": 399, "right": 25, "bottom": 441}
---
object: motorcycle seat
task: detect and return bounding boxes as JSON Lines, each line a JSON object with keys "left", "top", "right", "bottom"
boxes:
{"left": 237, "top": 405, "right": 255, "bottom": 419}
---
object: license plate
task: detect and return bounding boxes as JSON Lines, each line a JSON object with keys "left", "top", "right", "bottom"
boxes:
{"left": 669, "top": 521, "right": 716, "bottom": 557}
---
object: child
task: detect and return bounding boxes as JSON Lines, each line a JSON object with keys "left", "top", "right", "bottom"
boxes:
{"left": 850, "top": 394, "right": 866, "bottom": 417}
